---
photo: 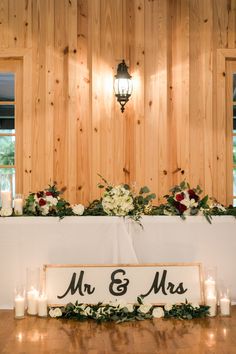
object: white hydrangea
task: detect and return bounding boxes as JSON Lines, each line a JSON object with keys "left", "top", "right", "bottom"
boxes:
{"left": 102, "top": 185, "right": 134, "bottom": 216}
{"left": 72, "top": 204, "right": 85, "bottom": 216}
{"left": 41, "top": 205, "right": 49, "bottom": 215}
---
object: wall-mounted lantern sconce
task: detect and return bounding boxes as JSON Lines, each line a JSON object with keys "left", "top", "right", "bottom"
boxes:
{"left": 114, "top": 60, "right": 132, "bottom": 113}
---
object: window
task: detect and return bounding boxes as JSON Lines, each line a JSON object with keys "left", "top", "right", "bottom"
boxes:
{"left": 226, "top": 60, "right": 236, "bottom": 206}
{"left": 0, "top": 59, "right": 22, "bottom": 199}
{"left": 0, "top": 72, "right": 15, "bottom": 196}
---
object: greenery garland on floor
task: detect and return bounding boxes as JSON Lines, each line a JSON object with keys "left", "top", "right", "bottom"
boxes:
{"left": 49, "top": 297, "right": 210, "bottom": 324}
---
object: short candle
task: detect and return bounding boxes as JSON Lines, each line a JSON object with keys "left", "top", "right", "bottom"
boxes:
{"left": 14, "top": 198, "right": 23, "bottom": 215}
{"left": 14, "top": 295, "right": 25, "bottom": 319}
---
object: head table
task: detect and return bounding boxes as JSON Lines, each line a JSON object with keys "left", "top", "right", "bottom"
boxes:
{"left": 0, "top": 216, "right": 235, "bottom": 308}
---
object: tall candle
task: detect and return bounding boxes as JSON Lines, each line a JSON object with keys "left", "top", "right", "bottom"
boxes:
{"left": 204, "top": 278, "right": 216, "bottom": 296}
{"left": 14, "top": 198, "right": 23, "bottom": 215}
{"left": 1, "top": 191, "right": 12, "bottom": 209}
{"left": 37, "top": 295, "right": 48, "bottom": 317}
{"left": 27, "top": 288, "right": 39, "bottom": 315}
{"left": 14, "top": 295, "right": 25, "bottom": 318}
{"left": 220, "top": 298, "right": 230, "bottom": 316}
{"left": 206, "top": 295, "right": 217, "bottom": 317}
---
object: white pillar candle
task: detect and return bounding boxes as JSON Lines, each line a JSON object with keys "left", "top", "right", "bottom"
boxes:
{"left": 14, "top": 198, "right": 23, "bottom": 215}
{"left": 206, "top": 295, "right": 217, "bottom": 317}
{"left": 37, "top": 295, "right": 48, "bottom": 317}
{"left": 220, "top": 298, "right": 230, "bottom": 316}
{"left": 14, "top": 295, "right": 25, "bottom": 318}
{"left": 1, "top": 191, "right": 12, "bottom": 209}
{"left": 27, "top": 288, "right": 39, "bottom": 315}
{"left": 204, "top": 278, "right": 216, "bottom": 296}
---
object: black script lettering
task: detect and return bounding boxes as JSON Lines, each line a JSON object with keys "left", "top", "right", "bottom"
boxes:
{"left": 141, "top": 270, "right": 188, "bottom": 297}
{"left": 57, "top": 271, "right": 95, "bottom": 299}
{"left": 167, "top": 282, "right": 187, "bottom": 294}
{"left": 109, "top": 269, "right": 129, "bottom": 296}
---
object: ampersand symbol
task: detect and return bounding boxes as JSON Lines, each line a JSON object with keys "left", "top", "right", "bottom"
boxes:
{"left": 109, "top": 269, "right": 129, "bottom": 296}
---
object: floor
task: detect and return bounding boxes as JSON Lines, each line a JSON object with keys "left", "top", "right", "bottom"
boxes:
{"left": 1, "top": 308, "right": 236, "bottom": 354}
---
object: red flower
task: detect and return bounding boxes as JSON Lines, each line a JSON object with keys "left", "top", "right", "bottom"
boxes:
{"left": 176, "top": 202, "right": 187, "bottom": 214}
{"left": 45, "top": 191, "right": 52, "bottom": 196}
{"left": 39, "top": 198, "right": 46, "bottom": 206}
{"left": 188, "top": 189, "right": 199, "bottom": 202}
{"left": 175, "top": 192, "right": 185, "bottom": 202}
{"left": 37, "top": 191, "right": 44, "bottom": 198}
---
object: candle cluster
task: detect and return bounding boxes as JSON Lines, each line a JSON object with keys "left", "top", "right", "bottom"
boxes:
{"left": 14, "top": 268, "right": 48, "bottom": 319}
{"left": 0, "top": 191, "right": 23, "bottom": 216}
{"left": 204, "top": 267, "right": 231, "bottom": 317}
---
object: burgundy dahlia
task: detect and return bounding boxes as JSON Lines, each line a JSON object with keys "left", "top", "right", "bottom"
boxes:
{"left": 39, "top": 198, "right": 46, "bottom": 206}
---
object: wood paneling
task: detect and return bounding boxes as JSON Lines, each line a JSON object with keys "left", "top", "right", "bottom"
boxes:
{"left": 0, "top": 0, "right": 235, "bottom": 205}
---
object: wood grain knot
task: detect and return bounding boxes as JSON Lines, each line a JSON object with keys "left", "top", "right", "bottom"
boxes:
{"left": 137, "top": 120, "right": 141, "bottom": 125}
{"left": 149, "top": 100, "right": 152, "bottom": 107}
{"left": 204, "top": 19, "right": 208, "bottom": 23}
{"left": 25, "top": 22, "right": 28, "bottom": 26}
{"left": 63, "top": 46, "right": 69, "bottom": 55}
{"left": 222, "top": 72, "right": 226, "bottom": 77}
{"left": 173, "top": 167, "right": 181, "bottom": 174}
{"left": 78, "top": 186, "right": 82, "bottom": 190}
{"left": 56, "top": 79, "right": 60, "bottom": 84}
{"left": 163, "top": 170, "right": 167, "bottom": 175}
{"left": 123, "top": 167, "right": 130, "bottom": 174}
{"left": 181, "top": 170, "right": 185, "bottom": 175}
{"left": 94, "top": 127, "right": 98, "bottom": 132}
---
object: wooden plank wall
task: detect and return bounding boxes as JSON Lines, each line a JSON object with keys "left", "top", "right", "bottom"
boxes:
{"left": 0, "top": 0, "right": 235, "bottom": 205}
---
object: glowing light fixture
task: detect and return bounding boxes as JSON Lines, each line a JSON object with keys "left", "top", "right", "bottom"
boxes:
{"left": 114, "top": 60, "right": 132, "bottom": 113}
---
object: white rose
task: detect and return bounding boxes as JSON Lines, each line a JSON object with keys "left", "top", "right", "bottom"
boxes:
{"left": 46, "top": 195, "right": 58, "bottom": 206}
{"left": 49, "top": 308, "right": 62, "bottom": 318}
{"left": 72, "top": 204, "right": 84, "bottom": 216}
{"left": 138, "top": 304, "right": 152, "bottom": 314}
{"left": 0, "top": 208, "right": 13, "bottom": 217}
{"left": 164, "top": 303, "right": 173, "bottom": 311}
{"left": 152, "top": 307, "right": 164, "bottom": 318}
{"left": 125, "top": 304, "right": 134, "bottom": 312}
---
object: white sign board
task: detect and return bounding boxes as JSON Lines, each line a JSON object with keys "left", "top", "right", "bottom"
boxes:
{"left": 44, "top": 263, "right": 204, "bottom": 306}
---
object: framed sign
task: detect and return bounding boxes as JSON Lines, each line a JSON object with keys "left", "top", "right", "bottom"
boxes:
{"left": 44, "top": 263, "right": 204, "bottom": 306}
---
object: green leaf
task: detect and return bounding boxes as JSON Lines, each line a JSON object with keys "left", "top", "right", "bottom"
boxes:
{"left": 139, "top": 186, "right": 150, "bottom": 194}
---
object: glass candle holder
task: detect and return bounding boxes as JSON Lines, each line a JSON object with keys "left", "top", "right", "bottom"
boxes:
{"left": 204, "top": 266, "right": 217, "bottom": 298}
{"left": 14, "top": 194, "right": 23, "bottom": 215}
{"left": 206, "top": 289, "right": 217, "bottom": 317}
{"left": 14, "top": 286, "right": 26, "bottom": 319}
{"left": 0, "top": 174, "right": 13, "bottom": 209}
{"left": 219, "top": 288, "right": 231, "bottom": 317}
{"left": 26, "top": 268, "right": 40, "bottom": 315}
{"left": 37, "top": 292, "right": 48, "bottom": 317}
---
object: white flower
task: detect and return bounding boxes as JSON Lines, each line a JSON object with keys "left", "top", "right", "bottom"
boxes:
{"left": 164, "top": 208, "right": 173, "bottom": 216}
{"left": 41, "top": 205, "right": 49, "bottom": 215}
{"left": 152, "top": 307, "right": 164, "bottom": 318}
{"left": 82, "top": 306, "right": 92, "bottom": 316}
{"left": 102, "top": 185, "right": 134, "bottom": 216}
{"left": 125, "top": 304, "right": 134, "bottom": 312}
{"left": 164, "top": 303, "right": 173, "bottom": 311}
{"left": 181, "top": 198, "right": 198, "bottom": 209}
{"left": 138, "top": 304, "right": 152, "bottom": 314}
{"left": 49, "top": 308, "right": 62, "bottom": 318}
{"left": 0, "top": 208, "right": 12, "bottom": 217}
{"left": 72, "top": 204, "right": 85, "bottom": 216}
{"left": 46, "top": 195, "right": 58, "bottom": 206}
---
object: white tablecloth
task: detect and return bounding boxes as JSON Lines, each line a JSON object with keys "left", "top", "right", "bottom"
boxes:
{"left": 0, "top": 216, "right": 235, "bottom": 308}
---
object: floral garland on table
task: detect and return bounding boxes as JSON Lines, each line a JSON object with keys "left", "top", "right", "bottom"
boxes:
{"left": 150, "top": 181, "right": 233, "bottom": 223}
{"left": 23, "top": 184, "right": 84, "bottom": 218}
{"left": 49, "top": 297, "right": 209, "bottom": 324}
{"left": 84, "top": 175, "right": 156, "bottom": 225}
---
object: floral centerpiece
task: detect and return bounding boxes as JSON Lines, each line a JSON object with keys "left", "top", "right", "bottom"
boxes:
{"left": 151, "top": 181, "right": 228, "bottom": 223}
{"left": 84, "top": 175, "right": 156, "bottom": 224}
{"left": 24, "top": 184, "right": 84, "bottom": 218}
{"left": 49, "top": 297, "right": 209, "bottom": 324}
